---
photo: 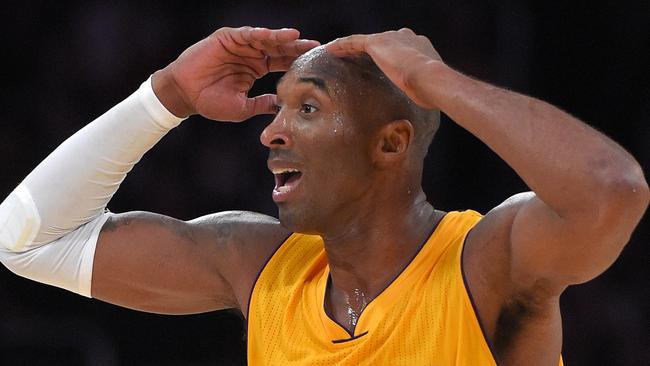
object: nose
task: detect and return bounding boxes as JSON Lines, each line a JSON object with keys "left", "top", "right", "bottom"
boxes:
{"left": 260, "top": 113, "right": 292, "bottom": 148}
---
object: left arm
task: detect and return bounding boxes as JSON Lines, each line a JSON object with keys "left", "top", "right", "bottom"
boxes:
{"left": 326, "top": 29, "right": 649, "bottom": 293}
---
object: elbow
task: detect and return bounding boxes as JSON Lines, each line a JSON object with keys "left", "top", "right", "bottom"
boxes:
{"left": 610, "top": 163, "right": 648, "bottom": 208}
{"left": 596, "top": 162, "right": 649, "bottom": 226}
{"left": 632, "top": 173, "right": 650, "bottom": 210}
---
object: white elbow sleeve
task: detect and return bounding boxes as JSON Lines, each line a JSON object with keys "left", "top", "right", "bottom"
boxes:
{"left": 21, "top": 77, "right": 184, "bottom": 246}
{"left": 0, "top": 213, "right": 111, "bottom": 297}
{"left": 0, "top": 77, "right": 185, "bottom": 296}
{"left": 0, "top": 185, "right": 42, "bottom": 253}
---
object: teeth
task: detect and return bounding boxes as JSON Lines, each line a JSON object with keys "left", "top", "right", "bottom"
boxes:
{"left": 271, "top": 168, "right": 301, "bottom": 174}
{"left": 275, "top": 186, "right": 291, "bottom": 193}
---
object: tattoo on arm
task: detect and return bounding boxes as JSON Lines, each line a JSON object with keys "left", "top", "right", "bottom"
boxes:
{"left": 101, "top": 213, "right": 197, "bottom": 243}
{"left": 102, "top": 215, "right": 133, "bottom": 233}
{"left": 216, "top": 223, "right": 232, "bottom": 239}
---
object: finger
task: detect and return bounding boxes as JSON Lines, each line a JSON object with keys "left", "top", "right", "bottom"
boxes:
{"left": 253, "top": 39, "right": 320, "bottom": 58}
{"left": 207, "top": 62, "right": 263, "bottom": 80}
{"left": 255, "top": 39, "right": 288, "bottom": 57}
{"left": 235, "top": 26, "right": 269, "bottom": 43}
{"left": 243, "top": 93, "right": 279, "bottom": 118}
{"left": 223, "top": 27, "right": 267, "bottom": 58}
{"left": 236, "top": 58, "right": 269, "bottom": 79}
{"left": 229, "top": 73, "right": 256, "bottom": 92}
{"left": 227, "top": 27, "right": 311, "bottom": 59}
{"left": 258, "top": 28, "right": 300, "bottom": 43}
{"left": 325, "top": 35, "right": 370, "bottom": 57}
{"left": 276, "top": 39, "right": 321, "bottom": 56}
{"left": 267, "top": 56, "right": 298, "bottom": 72}
{"left": 398, "top": 27, "right": 416, "bottom": 35}
{"left": 240, "top": 27, "right": 300, "bottom": 44}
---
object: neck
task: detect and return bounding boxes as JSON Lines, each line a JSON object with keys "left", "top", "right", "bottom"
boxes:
{"left": 322, "top": 188, "right": 438, "bottom": 300}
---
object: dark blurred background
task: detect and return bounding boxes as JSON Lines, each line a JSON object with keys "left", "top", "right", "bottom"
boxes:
{"left": 0, "top": 1, "right": 648, "bottom": 365}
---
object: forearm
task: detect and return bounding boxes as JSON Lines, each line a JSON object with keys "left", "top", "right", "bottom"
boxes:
{"left": 0, "top": 77, "right": 185, "bottom": 296}
{"left": 422, "top": 62, "right": 647, "bottom": 218}
{"left": 1, "top": 77, "right": 184, "bottom": 250}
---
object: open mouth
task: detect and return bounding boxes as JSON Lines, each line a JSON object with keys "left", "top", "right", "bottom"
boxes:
{"left": 271, "top": 168, "right": 303, "bottom": 201}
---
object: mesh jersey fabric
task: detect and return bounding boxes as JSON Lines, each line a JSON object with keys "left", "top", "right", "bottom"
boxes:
{"left": 247, "top": 210, "right": 563, "bottom": 365}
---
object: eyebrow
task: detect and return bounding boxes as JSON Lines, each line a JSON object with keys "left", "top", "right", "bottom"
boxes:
{"left": 297, "top": 76, "right": 328, "bottom": 92}
{"left": 276, "top": 76, "right": 331, "bottom": 98}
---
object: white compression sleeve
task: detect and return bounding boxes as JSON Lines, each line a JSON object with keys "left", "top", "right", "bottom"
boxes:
{"left": 0, "top": 77, "right": 185, "bottom": 296}
{"left": 0, "top": 214, "right": 110, "bottom": 296}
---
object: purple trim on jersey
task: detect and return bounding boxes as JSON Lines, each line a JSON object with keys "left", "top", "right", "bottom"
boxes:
{"left": 460, "top": 229, "right": 501, "bottom": 365}
{"left": 331, "top": 331, "right": 369, "bottom": 344}
{"left": 245, "top": 232, "right": 293, "bottom": 347}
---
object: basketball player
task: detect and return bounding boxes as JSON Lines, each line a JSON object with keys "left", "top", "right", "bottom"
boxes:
{"left": 0, "top": 26, "right": 647, "bottom": 365}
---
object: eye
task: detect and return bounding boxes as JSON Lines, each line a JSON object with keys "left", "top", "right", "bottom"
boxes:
{"left": 300, "top": 104, "right": 318, "bottom": 114}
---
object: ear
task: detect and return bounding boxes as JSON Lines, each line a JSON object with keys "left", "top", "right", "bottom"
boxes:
{"left": 373, "top": 119, "right": 414, "bottom": 166}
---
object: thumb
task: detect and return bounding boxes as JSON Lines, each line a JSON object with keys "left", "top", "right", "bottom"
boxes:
{"left": 242, "top": 94, "right": 278, "bottom": 119}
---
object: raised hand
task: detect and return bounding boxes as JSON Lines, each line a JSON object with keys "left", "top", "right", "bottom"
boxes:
{"left": 325, "top": 28, "right": 443, "bottom": 109}
{"left": 153, "top": 26, "right": 320, "bottom": 121}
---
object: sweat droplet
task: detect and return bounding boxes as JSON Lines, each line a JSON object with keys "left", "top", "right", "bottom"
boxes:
{"left": 332, "top": 112, "right": 345, "bottom": 137}
{"left": 345, "top": 288, "right": 368, "bottom": 328}
{"left": 292, "top": 46, "right": 328, "bottom": 70}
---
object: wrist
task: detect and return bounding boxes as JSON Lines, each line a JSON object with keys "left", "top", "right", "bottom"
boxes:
{"left": 403, "top": 60, "right": 450, "bottom": 109}
{"left": 151, "top": 67, "right": 194, "bottom": 118}
{"left": 417, "top": 61, "right": 465, "bottom": 109}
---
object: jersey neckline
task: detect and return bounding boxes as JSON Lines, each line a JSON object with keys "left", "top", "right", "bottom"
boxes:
{"left": 315, "top": 210, "right": 452, "bottom": 344}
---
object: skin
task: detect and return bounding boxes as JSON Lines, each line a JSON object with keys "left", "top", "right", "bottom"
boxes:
{"left": 88, "top": 27, "right": 649, "bottom": 365}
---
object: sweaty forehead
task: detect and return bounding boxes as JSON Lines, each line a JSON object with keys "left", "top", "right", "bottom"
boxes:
{"left": 290, "top": 47, "right": 347, "bottom": 77}
{"left": 278, "top": 47, "right": 354, "bottom": 93}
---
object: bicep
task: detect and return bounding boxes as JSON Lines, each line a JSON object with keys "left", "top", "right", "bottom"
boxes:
{"left": 91, "top": 211, "right": 236, "bottom": 314}
{"left": 479, "top": 192, "right": 636, "bottom": 295}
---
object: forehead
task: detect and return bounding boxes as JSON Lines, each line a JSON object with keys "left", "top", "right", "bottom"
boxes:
{"left": 290, "top": 46, "right": 331, "bottom": 70}
{"left": 277, "top": 47, "right": 351, "bottom": 94}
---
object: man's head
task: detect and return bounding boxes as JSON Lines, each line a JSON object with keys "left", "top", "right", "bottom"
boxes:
{"left": 261, "top": 46, "right": 440, "bottom": 234}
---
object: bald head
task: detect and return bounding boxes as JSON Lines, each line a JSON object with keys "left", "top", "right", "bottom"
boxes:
{"left": 287, "top": 47, "right": 440, "bottom": 160}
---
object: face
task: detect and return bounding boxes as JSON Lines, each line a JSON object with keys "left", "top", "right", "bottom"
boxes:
{"left": 260, "top": 48, "right": 377, "bottom": 234}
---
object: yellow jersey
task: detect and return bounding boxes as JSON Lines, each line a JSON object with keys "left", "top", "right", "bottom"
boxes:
{"left": 247, "top": 210, "right": 562, "bottom": 365}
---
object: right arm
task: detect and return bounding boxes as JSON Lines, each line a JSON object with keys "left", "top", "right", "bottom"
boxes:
{"left": 0, "top": 26, "right": 316, "bottom": 313}
{"left": 92, "top": 210, "right": 289, "bottom": 315}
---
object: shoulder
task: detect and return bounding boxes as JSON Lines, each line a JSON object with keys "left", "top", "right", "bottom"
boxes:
{"left": 461, "top": 193, "right": 534, "bottom": 313}
{"left": 188, "top": 210, "right": 292, "bottom": 312}
{"left": 463, "top": 192, "right": 536, "bottom": 292}
{"left": 466, "top": 192, "right": 535, "bottom": 253}
{"left": 188, "top": 210, "right": 291, "bottom": 271}
{"left": 189, "top": 210, "right": 289, "bottom": 240}
{"left": 461, "top": 193, "right": 554, "bottom": 343}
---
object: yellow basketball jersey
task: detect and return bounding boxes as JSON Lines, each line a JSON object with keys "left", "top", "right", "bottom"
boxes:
{"left": 247, "top": 210, "right": 562, "bottom": 365}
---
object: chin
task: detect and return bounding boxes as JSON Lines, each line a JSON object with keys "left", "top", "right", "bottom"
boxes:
{"left": 278, "top": 206, "right": 322, "bottom": 235}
